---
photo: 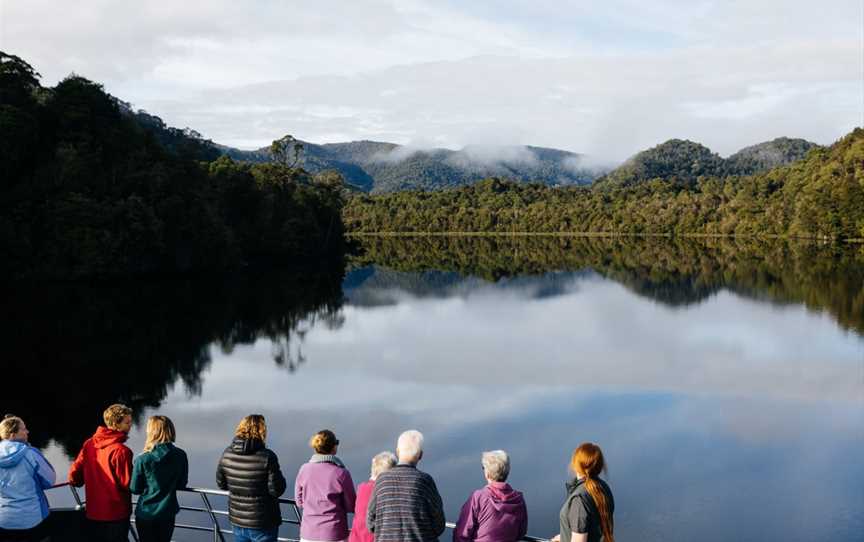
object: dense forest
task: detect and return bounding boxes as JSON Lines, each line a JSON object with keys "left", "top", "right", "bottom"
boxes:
{"left": 594, "top": 137, "right": 818, "bottom": 188}
{"left": 0, "top": 52, "right": 346, "bottom": 279}
{"left": 343, "top": 128, "right": 864, "bottom": 240}
{"left": 229, "top": 139, "right": 603, "bottom": 193}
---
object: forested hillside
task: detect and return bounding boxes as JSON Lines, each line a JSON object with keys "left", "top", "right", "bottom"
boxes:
{"left": 595, "top": 137, "right": 819, "bottom": 188}
{"left": 343, "top": 128, "right": 864, "bottom": 240}
{"left": 229, "top": 140, "right": 604, "bottom": 193}
{"left": 0, "top": 52, "right": 345, "bottom": 279}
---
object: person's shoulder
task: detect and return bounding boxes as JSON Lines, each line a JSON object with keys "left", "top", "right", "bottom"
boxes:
{"left": 262, "top": 447, "right": 281, "bottom": 463}
{"left": 133, "top": 452, "right": 150, "bottom": 466}
{"left": 417, "top": 468, "right": 436, "bottom": 482}
{"left": 111, "top": 441, "right": 133, "bottom": 456}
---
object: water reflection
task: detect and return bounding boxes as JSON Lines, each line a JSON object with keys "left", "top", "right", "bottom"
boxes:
{"left": 352, "top": 236, "right": 864, "bottom": 334}
{"left": 4, "top": 238, "right": 863, "bottom": 542}
{"left": 1, "top": 268, "right": 344, "bottom": 455}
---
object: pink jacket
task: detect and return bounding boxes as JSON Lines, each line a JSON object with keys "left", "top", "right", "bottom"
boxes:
{"left": 348, "top": 480, "right": 375, "bottom": 542}
{"left": 453, "top": 482, "right": 528, "bottom": 542}
{"left": 295, "top": 457, "right": 357, "bottom": 541}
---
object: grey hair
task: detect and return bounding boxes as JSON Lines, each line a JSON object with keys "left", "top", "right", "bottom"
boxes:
{"left": 482, "top": 450, "right": 511, "bottom": 482}
{"left": 397, "top": 430, "right": 424, "bottom": 463}
{"left": 370, "top": 451, "right": 397, "bottom": 480}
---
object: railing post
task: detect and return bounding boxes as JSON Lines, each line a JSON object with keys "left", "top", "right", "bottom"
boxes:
{"left": 67, "top": 485, "right": 83, "bottom": 509}
{"left": 199, "top": 492, "right": 226, "bottom": 542}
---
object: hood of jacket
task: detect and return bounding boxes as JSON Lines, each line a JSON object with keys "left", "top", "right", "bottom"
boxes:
{"left": 485, "top": 481, "right": 525, "bottom": 512}
{"left": 147, "top": 442, "right": 176, "bottom": 463}
{"left": 230, "top": 437, "right": 264, "bottom": 455}
{"left": 0, "top": 440, "right": 29, "bottom": 468}
{"left": 565, "top": 477, "right": 586, "bottom": 495}
{"left": 92, "top": 426, "right": 129, "bottom": 449}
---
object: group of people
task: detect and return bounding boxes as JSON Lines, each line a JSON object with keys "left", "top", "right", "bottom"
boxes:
{"left": 0, "top": 406, "right": 615, "bottom": 542}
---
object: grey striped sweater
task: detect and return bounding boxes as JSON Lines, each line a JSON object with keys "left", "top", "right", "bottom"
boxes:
{"left": 366, "top": 463, "right": 446, "bottom": 542}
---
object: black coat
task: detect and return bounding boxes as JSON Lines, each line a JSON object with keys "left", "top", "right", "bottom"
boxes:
{"left": 216, "top": 437, "right": 287, "bottom": 529}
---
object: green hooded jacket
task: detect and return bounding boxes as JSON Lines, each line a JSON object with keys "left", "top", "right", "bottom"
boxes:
{"left": 130, "top": 443, "right": 189, "bottom": 519}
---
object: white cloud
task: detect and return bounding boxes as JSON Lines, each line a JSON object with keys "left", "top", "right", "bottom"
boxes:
{"left": 1, "top": 0, "right": 860, "bottom": 159}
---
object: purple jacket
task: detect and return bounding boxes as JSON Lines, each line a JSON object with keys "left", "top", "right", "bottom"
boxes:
{"left": 295, "top": 456, "right": 357, "bottom": 541}
{"left": 453, "top": 482, "right": 528, "bottom": 542}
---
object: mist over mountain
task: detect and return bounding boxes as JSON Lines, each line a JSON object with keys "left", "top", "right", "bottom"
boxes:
{"left": 223, "top": 140, "right": 606, "bottom": 193}
{"left": 595, "top": 137, "right": 821, "bottom": 188}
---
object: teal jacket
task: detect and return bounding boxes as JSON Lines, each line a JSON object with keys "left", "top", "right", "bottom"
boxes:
{"left": 130, "top": 443, "right": 189, "bottom": 520}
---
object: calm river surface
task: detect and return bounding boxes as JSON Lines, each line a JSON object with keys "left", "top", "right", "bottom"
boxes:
{"left": 6, "top": 237, "right": 863, "bottom": 541}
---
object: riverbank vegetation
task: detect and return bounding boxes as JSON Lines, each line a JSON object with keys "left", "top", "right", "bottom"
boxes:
{"left": 343, "top": 128, "right": 864, "bottom": 240}
{"left": 0, "top": 52, "right": 345, "bottom": 279}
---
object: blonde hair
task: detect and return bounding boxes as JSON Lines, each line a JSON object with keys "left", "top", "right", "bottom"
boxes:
{"left": 235, "top": 414, "right": 267, "bottom": 442}
{"left": 370, "top": 451, "right": 397, "bottom": 480}
{"left": 143, "top": 416, "right": 176, "bottom": 453}
{"left": 309, "top": 429, "right": 338, "bottom": 454}
{"left": 103, "top": 404, "right": 132, "bottom": 430}
{"left": 0, "top": 416, "right": 24, "bottom": 440}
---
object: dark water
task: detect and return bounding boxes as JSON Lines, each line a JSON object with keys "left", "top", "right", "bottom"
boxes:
{"left": 5, "top": 237, "right": 863, "bottom": 542}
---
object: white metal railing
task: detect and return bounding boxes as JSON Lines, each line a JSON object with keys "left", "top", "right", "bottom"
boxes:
{"left": 49, "top": 483, "right": 549, "bottom": 542}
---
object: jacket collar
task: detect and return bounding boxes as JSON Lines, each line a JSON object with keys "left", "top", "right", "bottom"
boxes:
{"left": 310, "top": 453, "right": 345, "bottom": 467}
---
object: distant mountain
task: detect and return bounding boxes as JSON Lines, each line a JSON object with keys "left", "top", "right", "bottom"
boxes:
{"left": 224, "top": 140, "right": 606, "bottom": 193}
{"left": 594, "top": 139, "right": 724, "bottom": 188}
{"left": 724, "top": 137, "right": 820, "bottom": 175}
{"left": 595, "top": 137, "right": 820, "bottom": 188}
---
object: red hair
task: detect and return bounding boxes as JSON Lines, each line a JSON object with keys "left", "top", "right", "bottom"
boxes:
{"left": 571, "top": 442, "right": 614, "bottom": 542}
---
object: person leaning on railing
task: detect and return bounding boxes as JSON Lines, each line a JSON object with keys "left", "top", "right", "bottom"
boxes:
{"left": 366, "top": 430, "right": 446, "bottom": 542}
{"left": 294, "top": 430, "right": 357, "bottom": 542}
{"left": 216, "top": 414, "right": 287, "bottom": 542}
{"left": 348, "top": 451, "right": 397, "bottom": 542}
{"left": 130, "top": 416, "right": 188, "bottom": 542}
{"left": 0, "top": 415, "right": 57, "bottom": 542}
{"left": 68, "top": 404, "right": 134, "bottom": 542}
{"left": 452, "top": 450, "right": 527, "bottom": 542}
{"left": 551, "top": 443, "right": 615, "bottom": 542}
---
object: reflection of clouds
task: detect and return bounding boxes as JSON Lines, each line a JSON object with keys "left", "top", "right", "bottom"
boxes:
{"left": 40, "top": 271, "right": 862, "bottom": 541}
{"left": 305, "top": 277, "right": 864, "bottom": 402}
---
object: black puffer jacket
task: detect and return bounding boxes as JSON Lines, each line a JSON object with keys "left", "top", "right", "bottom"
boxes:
{"left": 216, "top": 437, "right": 287, "bottom": 529}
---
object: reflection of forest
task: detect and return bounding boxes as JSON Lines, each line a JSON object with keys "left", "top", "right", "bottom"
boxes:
{"left": 351, "top": 236, "right": 864, "bottom": 335}
{"left": 2, "top": 268, "right": 344, "bottom": 456}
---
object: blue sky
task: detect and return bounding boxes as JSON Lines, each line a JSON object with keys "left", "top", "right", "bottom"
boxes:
{"left": 1, "top": 0, "right": 861, "bottom": 160}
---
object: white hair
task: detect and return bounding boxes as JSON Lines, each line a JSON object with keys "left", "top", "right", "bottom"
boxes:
{"left": 396, "top": 430, "right": 424, "bottom": 463}
{"left": 370, "top": 451, "right": 397, "bottom": 480}
{"left": 482, "top": 450, "right": 510, "bottom": 482}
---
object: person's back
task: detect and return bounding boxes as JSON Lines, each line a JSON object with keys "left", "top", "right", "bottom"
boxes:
{"left": 453, "top": 450, "right": 527, "bottom": 542}
{"left": 370, "top": 464, "right": 445, "bottom": 542}
{"left": 367, "top": 430, "right": 445, "bottom": 542}
{"left": 0, "top": 416, "right": 56, "bottom": 535}
{"left": 216, "top": 414, "right": 286, "bottom": 542}
{"left": 295, "top": 429, "right": 356, "bottom": 542}
{"left": 130, "top": 416, "right": 189, "bottom": 542}
{"left": 68, "top": 404, "right": 134, "bottom": 542}
{"left": 69, "top": 425, "right": 133, "bottom": 520}
{"left": 554, "top": 442, "right": 616, "bottom": 542}
{"left": 349, "top": 451, "right": 397, "bottom": 542}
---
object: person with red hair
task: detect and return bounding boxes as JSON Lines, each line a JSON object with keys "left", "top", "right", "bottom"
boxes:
{"left": 551, "top": 442, "right": 615, "bottom": 542}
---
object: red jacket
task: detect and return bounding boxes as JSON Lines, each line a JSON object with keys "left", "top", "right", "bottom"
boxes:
{"left": 348, "top": 480, "right": 375, "bottom": 542}
{"left": 68, "top": 426, "right": 133, "bottom": 521}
